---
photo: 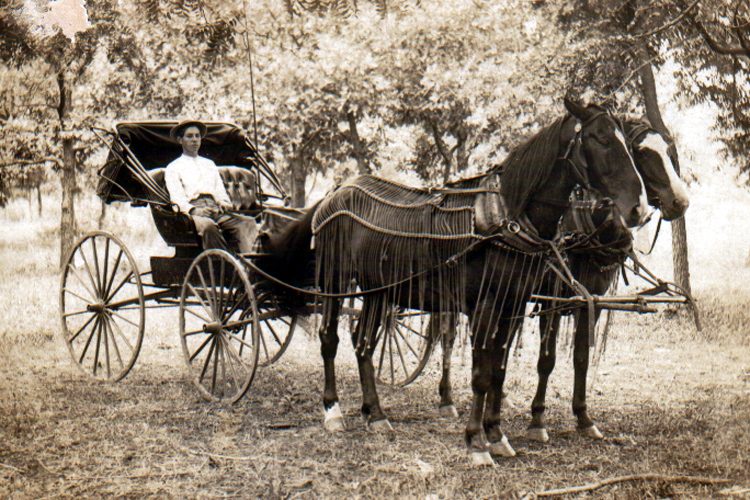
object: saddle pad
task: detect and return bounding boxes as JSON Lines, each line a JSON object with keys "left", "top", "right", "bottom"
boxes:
{"left": 311, "top": 175, "right": 479, "bottom": 241}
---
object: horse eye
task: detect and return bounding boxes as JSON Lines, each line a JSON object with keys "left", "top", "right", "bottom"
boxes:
{"left": 592, "top": 134, "right": 610, "bottom": 146}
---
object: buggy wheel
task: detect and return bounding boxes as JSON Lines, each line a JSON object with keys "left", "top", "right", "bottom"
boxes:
{"left": 59, "top": 231, "right": 145, "bottom": 382}
{"left": 253, "top": 292, "right": 297, "bottom": 366}
{"left": 375, "top": 309, "right": 434, "bottom": 387}
{"left": 179, "top": 249, "right": 259, "bottom": 403}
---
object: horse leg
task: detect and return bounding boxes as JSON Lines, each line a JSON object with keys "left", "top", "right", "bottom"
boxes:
{"left": 484, "top": 319, "right": 517, "bottom": 458}
{"left": 353, "top": 294, "right": 391, "bottom": 431}
{"left": 320, "top": 299, "right": 344, "bottom": 432}
{"left": 573, "top": 308, "right": 604, "bottom": 439}
{"left": 437, "top": 313, "right": 459, "bottom": 418}
{"left": 464, "top": 306, "right": 497, "bottom": 466}
{"left": 527, "top": 312, "right": 561, "bottom": 443}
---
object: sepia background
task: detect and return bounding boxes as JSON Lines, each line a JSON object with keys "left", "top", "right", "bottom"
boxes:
{"left": 1, "top": 0, "right": 749, "bottom": 497}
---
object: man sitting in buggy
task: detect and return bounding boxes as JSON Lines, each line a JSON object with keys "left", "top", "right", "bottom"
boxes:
{"left": 165, "top": 120, "right": 257, "bottom": 253}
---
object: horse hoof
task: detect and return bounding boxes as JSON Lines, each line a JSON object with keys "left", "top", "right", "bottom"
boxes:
{"left": 369, "top": 419, "right": 394, "bottom": 433}
{"left": 324, "top": 417, "right": 345, "bottom": 433}
{"left": 579, "top": 425, "right": 604, "bottom": 440}
{"left": 489, "top": 435, "right": 516, "bottom": 457}
{"left": 470, "top": 451, "right": 495, "bottom": 467}
{"left": 323, "top": 403, "right": 345, "bottom": 433}
{"left": 526, "top": 427, "right": 550, "bottom": 443}
{"left": 438, "top": 405, "right": 459, "bottom": 418}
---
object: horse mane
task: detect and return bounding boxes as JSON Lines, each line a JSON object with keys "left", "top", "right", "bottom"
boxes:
{"left": 496, "top": 116, "right": 567, "bottom": 219}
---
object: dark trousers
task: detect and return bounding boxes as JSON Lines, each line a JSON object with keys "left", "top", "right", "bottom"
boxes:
{"left": 190, "top": 197, "right": 257, "bottom": 253}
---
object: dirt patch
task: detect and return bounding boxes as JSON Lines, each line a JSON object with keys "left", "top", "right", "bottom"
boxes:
{"left": 1, "top": 319, "right": 748, "bottom": 498}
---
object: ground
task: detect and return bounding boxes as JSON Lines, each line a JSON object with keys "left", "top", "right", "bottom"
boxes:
{"left": 1, "top": 198, "right": 749, "bottom": 498}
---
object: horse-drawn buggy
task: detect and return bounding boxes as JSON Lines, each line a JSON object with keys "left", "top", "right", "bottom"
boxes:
{"left": 59, "top": 99, "right": 697, "bottom": 463}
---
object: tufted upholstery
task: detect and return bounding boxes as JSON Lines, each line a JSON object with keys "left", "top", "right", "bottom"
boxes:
{"left": 148, "top": 166, "right": 259, "bottom": 248}
{"left": 148, "top": 166, "right": 258, "bottom": 212}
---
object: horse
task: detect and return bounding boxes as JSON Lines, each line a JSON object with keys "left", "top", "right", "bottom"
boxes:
{"left": 266, "top": 98, "right": 649, "bottom": 465}
{"left": 429, "top": 119, "right": 690, "bottom": 444}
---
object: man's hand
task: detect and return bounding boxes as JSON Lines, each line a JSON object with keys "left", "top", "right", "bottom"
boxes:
{"left": 189, "top": 206, "right": 221, "bottom": 218}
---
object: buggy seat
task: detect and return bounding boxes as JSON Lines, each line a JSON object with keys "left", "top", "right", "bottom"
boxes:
{"left": 148, "top": 166, "right": 260, "bottom": 250}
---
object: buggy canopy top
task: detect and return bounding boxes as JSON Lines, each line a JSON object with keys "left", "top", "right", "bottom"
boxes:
{"left": 96, "top": 121, "right": 286, "bottom": 206}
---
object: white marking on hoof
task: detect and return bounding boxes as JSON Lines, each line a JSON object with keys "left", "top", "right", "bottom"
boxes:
{"left": 470, "top": 451, "right": 495, "bottom": 467}
{"left": 526, "top": 427, "right": 550, "bottom": 443}
{"left": 438, "top": 405, "right": 459, "bottom": 418}
{"left": 323, "top": 403, "right": 345, "bottom": 433}
{"left": 489, "top": 435, "right": 516, "bottom": 457}
{"left": 369, "top": 419, "right": 393, "bottom": 432}
{"left": 579, "top": 425, "right": 604, "bottom": 440}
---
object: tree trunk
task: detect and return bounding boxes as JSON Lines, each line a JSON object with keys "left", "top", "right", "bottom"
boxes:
{"left": 638, "top": 57, "right": 692, "bottom": 295}
{"left": 36, "top": 184, "right": 42, "bottom": 216}
{"left": 455, "top": 127, "right": 469, "bottom": 174}
{"left": 58, "top": 71, "right": 78, "bottom": 268}
{"left": 346, "top": 109, "right": 370, "bottom": 175}
{"left": 290, "top": 153, "right": 307, "bottom": 208}
{"left": 428, "top": 121, "right": 453, "bottom": 184}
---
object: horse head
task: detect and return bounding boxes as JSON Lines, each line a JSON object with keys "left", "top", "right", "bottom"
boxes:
{"left": 564, "top": 98, "right": 649, "bottom": 228}
{"left": 626, "top": 121, "right": 689, "bottom": 220}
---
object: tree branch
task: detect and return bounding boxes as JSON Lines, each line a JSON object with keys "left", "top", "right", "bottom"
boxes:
{"left": 535, "top": 473, "right": 731, "bottom": 497}
{"left": 0, "top": 157, "right": 60, "bottom": 168}
{"left": 634, "top": 0, "right": 700, "bottom": 39}
{"left": 679, "top": 0, "right": 750, "bottom": 57}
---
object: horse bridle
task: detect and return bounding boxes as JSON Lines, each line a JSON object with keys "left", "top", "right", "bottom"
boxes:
{"left": 559, "top": 109, "right": 614, "bottom": 192}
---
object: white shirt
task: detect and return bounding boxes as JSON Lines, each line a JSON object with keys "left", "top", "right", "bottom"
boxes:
{"left": 164, "top": 154, "right": 232, "bottom": 214}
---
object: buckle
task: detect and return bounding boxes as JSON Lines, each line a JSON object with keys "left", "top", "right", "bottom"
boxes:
{"left": 507, "top": 221, "right": 521, "bottom": 234}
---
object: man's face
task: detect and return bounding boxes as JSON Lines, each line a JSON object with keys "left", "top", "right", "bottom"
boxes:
{"left": 179, "top": 126, "right": 202, "bottom": 157}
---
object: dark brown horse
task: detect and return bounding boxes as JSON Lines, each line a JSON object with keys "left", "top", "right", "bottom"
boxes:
{"left": 431, "top": 119, "right": 690, "bottom": 445}
{"left": 268, "top": 99, "right": 649, "bottom": 465}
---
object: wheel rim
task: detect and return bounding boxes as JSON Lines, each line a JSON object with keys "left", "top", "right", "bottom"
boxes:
{"left": 59, "top": 231, "right": 145, "bottom": 382}
{"left": 375, "top": 308, "right": 434, "bottom": 387}
{"left": 179, "top": 250, "right": 259, "bottom": 403}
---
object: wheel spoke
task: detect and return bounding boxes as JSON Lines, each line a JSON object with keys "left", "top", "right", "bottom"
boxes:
{"left": 103, "top": 316, "right": 124, "bottom": 369}
{"left": 63, "top": 288, "right": 95, "bottom": 305}
{"left": 228, "top": 331, "right": 256, "bottom": 352}
{"left": 109, "top": 309, "right": 140, "bottom": 329}
{"left": 102, "top": 237, "right": 111, "bottom": 303}
{"left": 78, "top": 243, "right": 101, "bottom": 296}
{"left": 258, "top": 323, "right": 270, "bottom": 362}
{"left": 66, "top": 263, "right": 98, "bottom": 301}
{"left": 68, "top": 313, "right": 98, "bottom": 343}
{"left": 211, "top": 334, "right": 220, "bottom": 394}
{"left": 186, "top": 283, "right": 215, "bottom": 321}
{"left": 376, "top": 322, "right": 387, "bottom": 378}
{"left": 195, "top": 265, "right": 217, "bottom": 318}
{"left": 183, "top": 301, "right": 212, "bottom": 323}
{"left": 103, "top": 249, "right": 124, "bottom": 299}
{"left": 63, "top": 308, "right": 93, "bottom": 319}
{"left": 218, "top": 333, "right": 228, "bottom": 397}
{"left": 394, "top": 324, "right": 419, "bottom": 358}
{"left": 387, "top": 324, "right": 395, "bottom": 385}
{"left": 108, "top": 313, "right": 135, "bottom": 354}
{"left": 220, "top": 335, "right": 243, "bottom": 390}
{"left": 189, "top": 333, "right": 214, "bottom": 362}
{"left": 222, "top": 290, "right": 247, "bottom": 322}
{"left": 91, "top": 237, "right": 103, "bottom": 295}
{"left": 106, "top": 269, "right": 134, "bottom": 303}
{"left": 102, "top": 313, "right": 111, "bottom": 378}
{"left": 217, "top": 258, "right": 226, "bottom": 318}
{"left": 399, "top": 321, "right": 429, "bottom": 339}
{"left": 263, "top": 319, "right": 283, "bottom": 347}
{"left": 392, "top": 325, "right": 409, "bottom": 378}
{"left": 92, "top": 318, "right": 103, "bottom": 375}
{"left": 198, "top": 337, "right": 217, "bottom": 383}
{"left": 78, "top": 316, "right": 100, "bottom": 364}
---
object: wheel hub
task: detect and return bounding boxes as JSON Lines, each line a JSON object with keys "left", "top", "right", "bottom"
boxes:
{"left": 203, "top": 322, "right": 224, "bottom": 335}
{"left": 87, "top": 302, "right": 106, "bottom": 313}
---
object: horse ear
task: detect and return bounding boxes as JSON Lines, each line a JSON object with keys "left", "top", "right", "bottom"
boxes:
{"left": 564, "top": 97, "right": 591, "bottom": 121}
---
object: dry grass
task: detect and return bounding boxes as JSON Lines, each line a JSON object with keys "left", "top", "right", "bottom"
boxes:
{"left": 1, "top": 195, "right": 749, "bottom": 498}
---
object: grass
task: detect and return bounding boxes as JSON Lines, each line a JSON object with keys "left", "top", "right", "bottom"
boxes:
{"left": 1, "top": 193, "right": 749, "bottom": 498}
